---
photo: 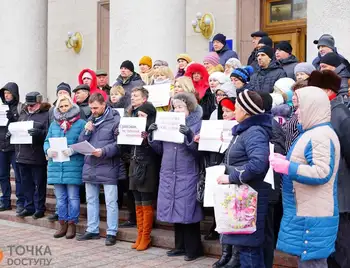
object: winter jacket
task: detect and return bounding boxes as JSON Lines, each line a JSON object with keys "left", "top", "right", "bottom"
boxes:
{"left": 249, "top": 60, "right": 287, "bottom": 93}
{"left": 216, "top": 45, "right": 239, "bottom": 67}
{"left": 76, "top": 97, "right": 91, "bottom": 119}
{"left": 247, "top": 49, "right": 259, "bottom": 72}
{"left": 114, "top": 72, "right": 145, "bottom": 108}
{"left": 99, "top": 84, "right": 111, "bottom": 96}
{"left": 331, "top": 95, "right": 350, "bottom": 213}
{"left": 199, "top": 88, "right": 216, "bottom": 120}
{"left": 222, "top": 113, "right": 272, "bottom": 247}
{"left": 15, "top": 103, "right": 51, "bottom": 165}
{"left": 0, "top": 82, "right": 22, "bottom": 152}
{"left": 277, "top": 87, "right": 341, "bottom": 261}
{"left": 49, "top": 100, "right": 87, "bottom": 124}
{"left": 279, "top": 55, "right": 298, "bottom": 79}
{"left": 44, "top": 105, "right": 85, "bottom": 185}
{"left": 77, "top": 69, "right": 108, "bottom": 101}
{"left": 334, "top": 63, "right": 350, "bottom": 97}
{"left": 149, "top": 105, "right": 203, "bottom": 224}
{"left": 79, "top": 107, "right": 120, "bottom": 185}
{"left": 185, "top": 63, "right": 210, "bottom": 99}
{"left": 312, "top": 50, "right": 350, "bottom": 72}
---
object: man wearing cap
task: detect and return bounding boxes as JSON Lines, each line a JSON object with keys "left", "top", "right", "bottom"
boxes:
{"left": 247, "top": 31, "right": 268, "bottom": 67}
{"left": 73, "top": 84, "right": 92, "bottom": 119}
{"left": 249, "top": 46, "right": 287, "bottom": 93}
{"left": 77, "top": 69, "right": 108, "bottom": 101}
{"left": 114, "top": 60, "right": 145, "bottom": 108}
{"left": 96, "top": 69, "right": 111, "bottom": 96}
{"left": 275, "top": 41, "right": 298, "bottom": 79}
{"left": 212, "top": 33, "right": 239, "bottom": 66}
{"left": 10, "top": 92, "right": 50, "bottom": 218}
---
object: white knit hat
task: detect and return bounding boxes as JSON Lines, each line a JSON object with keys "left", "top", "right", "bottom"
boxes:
{"left": 216, "top": 82, "right": 237, "bottom": 98}
{"left": 209, "top": 72, "right": 230, "bottom": 84}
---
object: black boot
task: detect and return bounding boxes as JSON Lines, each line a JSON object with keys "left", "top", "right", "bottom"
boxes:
{"left": 212, "top": 244, "right": 232, "bottom": 268}
{"left": 222, "top": 246, "right": 240, "bottom": 268}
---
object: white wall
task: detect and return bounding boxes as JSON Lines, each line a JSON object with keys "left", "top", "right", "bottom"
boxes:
{"left": 307, "top": 0, "right": 350, "bottom": 62}
{"left": 47, "top": 0, "right": 99, "bottom": 103}
{"left": 186, "top": 0, "right": 237, "bottom": 63}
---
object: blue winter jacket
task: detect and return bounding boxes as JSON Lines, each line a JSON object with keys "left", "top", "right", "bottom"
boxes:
{"left": 216, "top": 45, "right": 239, "bottom": 66}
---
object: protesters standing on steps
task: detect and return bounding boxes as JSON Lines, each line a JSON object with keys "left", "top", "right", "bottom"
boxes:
{"left": 175, "top": 54, "right": 192, "bottom": 79}
{"left": 77, "top": 69, "right": 108, "bottom": 101}
{"left": 248, "top": 31, "right": 268, "bottom": 70}
{"left": 275, "top": 41, "right": 299, "bottom": 79}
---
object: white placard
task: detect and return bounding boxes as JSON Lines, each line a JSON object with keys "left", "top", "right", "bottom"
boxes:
{"left": 220, "top": 120, "right": 239, "bottom": 153}
{"left": 49, "top": 137, "right": 70, "bottom": 162}
{"left": 198, "top": 120, "right": 223, "bottom": 152}
{"left": 8, "top": 121, "right": 33, "bottom": 144}
{"left": 0, "top": 105, "right": 9, "bottom": 126}
{"left": 144, "top": 84, "right": 171, "bottom": 108}
{"left": 153, "top": 112, "right": 185, "bottom": 143}
{"left": 70, "top": 140, "right": 96, "bottom": 156}
{"left": 204, "top": 165, "right": 226, "bottom": 207}
{"left": 117, "top": 117, "right": 146, "bottom": 145}
{"left": 264, "top": 143, "right": 275, "bottom": 189}
{"left": 113, "top": 108, "right": 124, "bottom": 117}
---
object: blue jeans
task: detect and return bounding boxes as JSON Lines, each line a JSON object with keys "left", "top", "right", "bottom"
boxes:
{"left": 54, "top": 184, "right": 80, "bottom": 223}
{"left": 85, "top": 183, "right": 118, "bottom": 236}
{"left": 239, "top": 246, "right": 265, "bottom": 268}
{"left": 0, "top": 151, "right": 24, "bottom": 208}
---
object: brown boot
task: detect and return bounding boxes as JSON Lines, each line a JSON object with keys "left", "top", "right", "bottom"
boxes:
{"left": 66, "top": 221, "right": 76, "bottom": 239}
{"left": 131, "top": 205, "right": 143, "bottom": 249}
{"left": 53, "top": 220, "right": 68, "bottom": 238}
{"left": 136, "top": 205, "right": 153, "bottom": 251}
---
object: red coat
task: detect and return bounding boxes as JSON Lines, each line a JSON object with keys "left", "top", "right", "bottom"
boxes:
{"left": 74, "top": 69, "right": 108, "bottom": 102}
{"left": 184, "top": 63, "right": 209, "bottom": 99}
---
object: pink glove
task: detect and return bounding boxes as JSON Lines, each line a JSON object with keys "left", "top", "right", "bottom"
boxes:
{"left": 270, "top": 157, "right": 290, "bottom": 175}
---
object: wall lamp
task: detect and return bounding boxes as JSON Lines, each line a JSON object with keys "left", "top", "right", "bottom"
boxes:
{"left": 191, "top": 12, "right": 215, "bottom": 39}
{"left": 65, "top": 32, "right": 83, "bottom": 54}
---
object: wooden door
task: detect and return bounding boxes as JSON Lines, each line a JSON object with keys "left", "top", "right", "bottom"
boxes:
{"left": 269, "top": 31, "right": 305, "bottom": 61}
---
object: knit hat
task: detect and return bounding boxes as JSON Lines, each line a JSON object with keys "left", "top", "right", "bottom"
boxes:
{"left": 258, "top": 36, "right": 273, "bottom": 47}
{"left": 203, "top": 52, "right": 220, "bottom": 66}
{"left": 82, "top": 72, "right": 93, "bottom": 80}
{"left": 275, "top": 41, "right": 292, "bottom": 54}
{"left": 257, "top": 46, "right": 274, "bottom": 59}
{"left": 294, "top": 62, "right": 316, "bottom": 76}
{"left": 73, "top": 84, "right": 90, "bottom": 93}
{"left": 237, "top": 90, "right": 264, "bottom": 115}
{"left": 209, "top": 72, "right": 229, "bottom": 84}
{"left": 139, "top": 56, "right": 153, "bottom": 68}
{"left": 308, "top": 70, "right": 341, "bottom": 93}
{"left": 225, "top": 58, "right": 242, "bottom": 69}
{"left": 313, "top": 34, "right": 335, "bottom": 50}
{"left": 177, "top": 54, "right": 192, "bottom": 64}
{"left": 220, "top": 98, "right": 235, "bottom": 112}
{"left": 56, "top": 82, "right": 71, "bottom": 96}
{"left": 120, "top": 60, "right": 135, "bottom": 72}
{"left": 258, "top": 92, "right": 273, "bottom": 112}
{"left": 212, "top": 33, "right": 226, "bottom": 46}
{"left": 230, "top": 66, "right": 254, "bottom": 84}
{"left": 153, "top": 60, "right": 169, "bottom": 68}
{"left": 251, "top": 31, "right": 268, "bottom": 38}
{"left": 273, "top": 77, "right": 295, "bottom": 106}
{"left": 320, "top": 52, "right": 342, "bottom": 68}
{"left": 216, "top": 82, "right": 237, "bottom": 98}
{"left": 137, "top": 102, "right": 157, "bottom": 128}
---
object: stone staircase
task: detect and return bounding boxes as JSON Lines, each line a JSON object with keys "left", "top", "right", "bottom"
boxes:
{"left": 0, "top": 177, "right": 297, "bottom": 267}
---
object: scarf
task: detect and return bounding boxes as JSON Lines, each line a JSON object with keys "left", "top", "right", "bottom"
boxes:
{"left": 54, "top": 104, "right": 81, "bottom": 133}
{"left": 328, "top": 92, "right": 337, "bottom": 101}
{"left": 58, "top": 115, "right": 80, "bottom": 133}
{"left": 93, "top": 106, "right": 110, "bottom": 127}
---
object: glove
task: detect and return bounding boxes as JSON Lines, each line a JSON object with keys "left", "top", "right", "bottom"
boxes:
{"left": 62, "top": 148, "right": 74, "bottom": 157}
{"left": 47, "top": 148, "right": 58, "bottom": 158}
{"left": 5, "top": 131, "right": 11, "bottom": 139}
{"left": 179, "top": 124, "right": 193, "bottom": 140}
{"left": 148, "top": 123, "right": 158, "bottom": 133}
{"left": 270, "top": 157, "right": 290, "bottom": 175}
{"left": 28, "top": 128, "right": 43, "bottom": 137}
{"left": 6, "top": 110, "right": 15, "bottom": 121}
{"left": 141, "top": 131, "right": 148, "bottom": 139}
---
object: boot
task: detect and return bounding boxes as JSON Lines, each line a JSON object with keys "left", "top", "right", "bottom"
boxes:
{"left": 136, "top": 205, "right": 153, "bottom": 251}
{"left": 212, "top": 244, "right": 232, "bottom": 268}
{"left": 66, "top": 221, "right": 76, "bottom": 239}
{"left": 131, "top": 205, "right": 143, "bottom": 249}
{"left": 53, "top": 220, "right": 68, "bottom": 238}
{"left": 222, "top": 246, "right": 240, "bottom": 268}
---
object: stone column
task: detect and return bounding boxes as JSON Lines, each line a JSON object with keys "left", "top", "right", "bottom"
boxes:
{"left": 109, "top": 0, "right": 186, "bottom": 81}
{"left": 0, "top": 0, "right": 48, "bottom": 101}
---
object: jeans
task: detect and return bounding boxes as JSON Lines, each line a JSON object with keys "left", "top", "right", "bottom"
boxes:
{"left": 239, "top": 246, "right": 265, "bottom": 268}
{"left": 86, "top": 183, "right": 118, "bottom": 236}
{"left": 54, "top": 184, "right": 80, "bottom": 223}
{"left": 0, "top": 151, "right": 24, "bottom": 208}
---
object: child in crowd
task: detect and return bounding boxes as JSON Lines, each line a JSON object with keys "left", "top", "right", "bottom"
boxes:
{"left": 108, "top": 85, "right": 126, "bottom": 109}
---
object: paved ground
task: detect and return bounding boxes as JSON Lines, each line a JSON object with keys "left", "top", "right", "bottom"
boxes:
{"left": 0, "top": 220, "right": 217, "bottom": 268}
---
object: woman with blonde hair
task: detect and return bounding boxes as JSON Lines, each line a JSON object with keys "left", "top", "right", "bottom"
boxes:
{"left": 152, "top": 66, "right": 174, "bottom": 85}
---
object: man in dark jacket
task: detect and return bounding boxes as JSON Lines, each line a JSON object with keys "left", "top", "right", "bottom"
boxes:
{"left": 212, "top": 33, "right": 239, "bottom": 66}
{"left": 249, "top": 46, "right": 287, "bottom": 93}
{"left": 12, "top": 92, "right": 50, "bottom": 219}
{"left": 76, "top": 93, "right": 120, "bottom": 246}
{"left": 0, "top": 82, "right": 24, "bottom": 213}
{"left": 114, "top": 60, "right": 145, "bottom": 108}
{"left": 96, "top": 69, "right": 111, "bottom": 95}
{"left": 73, "top": 84, "right": 91, "bottom": 119}
{"left": 247, "top": 31, "right": 268, "bottom": 68}
{"left": 275, "top": 41, "right": 298, "bottom": 79}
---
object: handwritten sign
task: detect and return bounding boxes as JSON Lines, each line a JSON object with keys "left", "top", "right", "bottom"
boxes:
{"left": 144, "top": 84, "right": 171, "bottom": 107}
{"left": 153, "top": 112, "right": 185, "bottom": 143}
{"left": 117, "top": 117, "right": 146, "bottom": 145}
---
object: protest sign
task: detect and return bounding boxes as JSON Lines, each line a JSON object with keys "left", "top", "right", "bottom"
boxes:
{"left": 153, "top": 112, "right": 185, "bottom": 143}
{"left": 144, "top": 84, "right": 171, "bottom": 108}
{"left": 117, "top": 117, "right": 146, "bottom": 145}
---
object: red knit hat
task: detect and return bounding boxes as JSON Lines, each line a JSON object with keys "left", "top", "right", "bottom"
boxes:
{"left": 220, "top": 98, "right": 235, "bottom": 112}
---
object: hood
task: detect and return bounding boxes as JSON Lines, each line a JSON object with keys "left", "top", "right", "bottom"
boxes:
{"left": 0, "top": 82, "right": 19, "bottom": 105}
{"left": 116, "top": 72, "right": 142, "bottom": 85}
{"left": 78, "top": 69, "right": 97, "bottom": 90}
{"left": 279, "top": 55, "right": 298, "bottom": 65}
{"left": 184, "top": 63, "right": 210, "bottom": 99}
{"left": 296, "top": 86, "right": 331, "bottom": 131}
{"left": 232, "top": 113, "right": 272, "bottom": 138}
{"left": 53, "top": 103, "right": 81, "bottom": 121}
{"left": 186, "top": 104, "right": 203, "bottom": 127}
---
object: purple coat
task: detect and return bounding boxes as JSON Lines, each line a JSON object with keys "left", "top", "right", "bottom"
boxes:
{"left": 149, "top": 106, "right": 203, "bottom": 224}
{"left": 79, "top": 107, "right": 120, "bottom": 185}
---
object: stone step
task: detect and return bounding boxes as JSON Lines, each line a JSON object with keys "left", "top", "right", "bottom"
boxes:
{"left": 0, "top": 209, "right": 297, "bottom": 267}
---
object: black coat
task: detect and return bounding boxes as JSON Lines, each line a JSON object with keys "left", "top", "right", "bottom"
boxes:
{"left": 0, "top": 82, "right": 22, "bottom": 152}
{"left": 248, "top": 49, "right": 259, "bottom": 72}
{"left": 279, "top": 55, "right": 298, "bottom": 79}
{"left": 199, "top": 88, "right": 216, "bottom": 120}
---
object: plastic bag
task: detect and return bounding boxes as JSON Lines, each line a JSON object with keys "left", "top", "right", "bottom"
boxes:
{"left": 213, "top": 184, "right": 258, "bottom": 234}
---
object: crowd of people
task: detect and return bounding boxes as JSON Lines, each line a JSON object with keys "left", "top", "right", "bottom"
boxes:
{"left": 0, "top": 31, "right": 350, "bottom": 268}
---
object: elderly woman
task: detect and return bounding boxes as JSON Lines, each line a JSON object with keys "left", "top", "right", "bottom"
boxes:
{"left": 44, "top": 95, "right": 86, "bottom": 239}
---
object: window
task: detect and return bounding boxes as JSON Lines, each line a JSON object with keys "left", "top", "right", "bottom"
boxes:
{"left": 269, "top": 0, "right": 307, "bottom": 23}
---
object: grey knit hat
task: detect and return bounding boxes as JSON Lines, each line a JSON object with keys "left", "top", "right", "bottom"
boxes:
{"left": 294, "top": 62, "right": 316, "bottom": 76}
{"left": 216, "top": 82, "right": 236, "bottom": 98}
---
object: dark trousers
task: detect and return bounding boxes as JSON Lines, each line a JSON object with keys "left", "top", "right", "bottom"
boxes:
{"left": 18, "top": 163, "right": 47, "bottom": 213}
{"left": 0, "top": 151, "right": 24, "bottom": 208}
{"left": 239, "top": 246, "right": 265, "bottom": 268}
{"left": 133, "top": 191, "right": 153, "bottom": 206}
{"left": 174, "top": 222, "right": 203, "bottom": 257}
{"left": 118, "top": 178, "right": 136, "bottom": 222}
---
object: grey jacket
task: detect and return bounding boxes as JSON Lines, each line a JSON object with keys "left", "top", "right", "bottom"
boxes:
{"left": 335, "top": 63, "right": 350, "bottom": 96}
{"left": 279, "top": 55, "right": 298, "bottom": 80}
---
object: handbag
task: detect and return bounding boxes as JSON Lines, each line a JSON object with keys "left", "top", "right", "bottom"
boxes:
{"left": 196, "top": 156, "right": 206, "bottom": 203}
{"left": 130, "top": 160, "right": 147, "bottom": 186}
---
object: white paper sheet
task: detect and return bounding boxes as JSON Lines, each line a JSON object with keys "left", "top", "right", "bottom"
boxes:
{"left": 204, "top": 165, "right": 226, "bottom": 207}
{"left": 8, "top": 121, "right": 33, "bottom": 144}
{"left": 0, "top": 105, "right": 9, "bottom": 126}
{"left": 117, "top": 117, "right": 146, "bottom": 145}
{"left": 198, "top": 120, "right": 223, "bottom": 152}
{"left": 153, "top": 112, "right": 185, "bottom": 143}
{"left": 70, "top": 140, "right": 96, "bottom": 156}
{"left": 113, "top": 108, "right": 124, "bottom": 117}
{"left": 49, "top": 137, "right": 70, "bottom": 162}
{"left": 264, "top": 143, "right": 275, "bottom": 189}
{"left": 220, "top": 120, "right": 239, "bottom": 153}
{"left": 144, "top": 84, "right": 171, "bottom": 107}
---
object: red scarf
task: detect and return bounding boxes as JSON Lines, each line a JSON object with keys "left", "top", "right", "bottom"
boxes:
{"left": 58, "top": 115, "right": 80, "bottom": 133}
{"left": 328, "top": 93, "right": 337, "bottom": 101}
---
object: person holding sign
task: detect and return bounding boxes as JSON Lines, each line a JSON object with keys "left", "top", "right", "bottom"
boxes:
{"left": 148, "top": 92, "right": 203, "bottom": 262}
{"left": 44, "top": 95, "right": 86, "bottom": 239}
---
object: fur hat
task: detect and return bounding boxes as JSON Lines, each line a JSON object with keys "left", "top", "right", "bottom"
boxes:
{"left": 139, "top": 56, "right": 153, "bottom": 68}
{"left": 308, "top": 70, "right": 341, "bottom": 93}
{"left": 172, "top": 92, "right": 198, "bottom": 113}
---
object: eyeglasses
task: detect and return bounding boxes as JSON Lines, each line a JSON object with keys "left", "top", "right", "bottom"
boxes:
{"left": 216, "top": 93, "right": 227, "bottom": 97}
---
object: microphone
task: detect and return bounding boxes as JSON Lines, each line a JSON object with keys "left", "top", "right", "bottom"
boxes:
{"left": 85, "top": 117, "right": 96, "bottom": 135}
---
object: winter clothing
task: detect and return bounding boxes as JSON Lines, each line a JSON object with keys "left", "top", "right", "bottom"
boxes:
{"left": 308, "top": 70, "right": 341, "bottom": 94}
{"left": 136, "top": 205, "right": 153, "bottom": 251}
{"left": 277, "top": 86, "right": 341, "bottom": 261}
{"left": 216, "top": 45, "right": 239, "bottom": 67}
{"left": 199, "top": 88, "right": 216, "bottom": 120}
{"left": 120, "top": 60, "right": 135, "bottom": 72}
{"left": 76, "top": 96, "right": 91, "bottom": 119}
{"left": 312, "top": 49, "right": 350, "bottom": 71}
{"left": 279, "top": 55, "right": 299, "bottom": 79}
{"left": 320, "top": 52, "right": 342, "bottom": 68}
{"left": 231, "top": 66, "right": 254, "bottom": 84}
{"left": 258, "top": 36, "right": 273, "bottom": 48}
{"left": 139, "top": 56, "right": 153, "bottom": 68}
{"left": 213, "top": 33, "right": 227, "bottom": 45}
{"left": 216, "top": 82, "right": 236, "bottom": 98}
{"left": 294, "top": 62, "right": 316, "bottom": 77}
{"left": 114, "top": 72, "right": 145, "bottom": 108}
{"left": 25, "top": 92, "right": 42, "bottom": 105}
{"left": 237, "top": 90, "right": 265, "bottom": 115}
{"left": 56, "top": 82, "right": 72, "bottom": 96}
{"left": 203, "top": 52, "right": 220, "bottom": 66}
{"left": 251, "top": 31, "right": 268, "bottom": 38}
{"left": 209, "top": 72, "right": 229, "bottom": 85}
{"left": 247, "top": 49, "right": 259, "bottom": 71}
{"left": 184, "top": 63, "right": 209, "bottom": 99}
{"left": 276, "top": 41, "right": 293, "bottom": 54}
{"left": 335, "top": 64, "right": 350, "bottom": 96}
{"left": 79, "top": 107, "right": 121, "bottom": 185}
{"left": 225, "top": 58, "right": 242, "bottom": 69}
{"left": 257, "top": 46, "right": 274, "bottom": 59}
{"left": 217, "top": 97, "right": 236, "bottom": 120}
{"left": 313, "top": 34, "right": 335, "bottom": 50}
{"left": 177, "top": 54, "right": 192, "bottom": 64}
{"left": 274, "top": 77, "right": 295, "bottom": 106}
{"left": 77, "top": 69, "right": 108, "bottom": 101}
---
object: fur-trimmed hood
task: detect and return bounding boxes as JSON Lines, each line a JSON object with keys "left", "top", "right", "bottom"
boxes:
{"left": 184, "top": 63, "right": 210, "bottom": 99}
{"left": 172, "top": 92, "right": 198, "bottom": 113}
{"left": 53, "top": 103, "right": 81, "bottom": 121}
